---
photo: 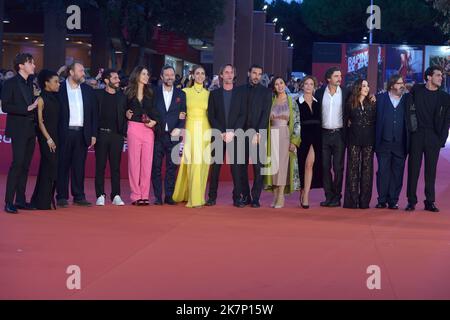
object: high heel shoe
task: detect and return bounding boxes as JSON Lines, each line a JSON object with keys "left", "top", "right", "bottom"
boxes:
{"left": 299, "top": 193, "right": 309, "bottom": 209}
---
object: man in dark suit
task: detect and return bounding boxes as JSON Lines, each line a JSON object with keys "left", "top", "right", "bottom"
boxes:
{"left": 206, "top": 64, "right": 247, "bottom": 208}
{"left": 94, "top": 69, "right": 127, "bottom": 206}
{"left": 151, "top": 65, "right": 186, "bottom": 205}
{"left": 56, "top": 62, "right": 98, "bottom": 207}
{"left": 1, "top": 53, "right": 37, "bottom": 214}
{"left": 406, "top": 66, "right": 450, "bottom": 212}
{"left": 315, "top": 67, "right": 350, "bottom": 207}
{"left": 240, "top": 64, "right": 272, "bottom": 208}
{"left": 375, "top": 75, "right": 413, "bottom": 210}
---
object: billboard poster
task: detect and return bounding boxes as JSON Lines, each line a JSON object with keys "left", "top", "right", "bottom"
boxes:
{"left": 345, "top": 44, "right": 369, "bottom": 89}
{"left": 385, "top": 45, "right": 424, "bottom": 85}
{"left": 425, "top": 46, "right": 450, "bottom": 93}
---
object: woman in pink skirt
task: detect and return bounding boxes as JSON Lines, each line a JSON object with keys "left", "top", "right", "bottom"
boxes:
{"left": 125, "top": 66, "right": 159, "bottom": 205}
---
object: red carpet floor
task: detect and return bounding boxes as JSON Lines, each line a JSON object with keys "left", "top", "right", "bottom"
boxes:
{"left": 1, "top": 146, "right": 450, "bottom": 300}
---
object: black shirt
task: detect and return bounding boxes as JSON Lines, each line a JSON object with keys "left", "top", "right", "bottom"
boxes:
{"left": 416, "top": 87, "right": 440, "bottom": 129}
{"left": 127, "top": 95, "right": 156, "bottom": 123}
{"left": 99, "top": 91, "right": 119, "bottom": 132}
{"left": 246, "top": 84, "right": 256, "bottom": 127}
{"left": 223, "top": 89, "right": 232, "bottom": 128}
{"left": 346, "top": 101, "right": 376, "bottom": 146}
{"left": 18, "top": 73, "right": 35, "bottom": 121}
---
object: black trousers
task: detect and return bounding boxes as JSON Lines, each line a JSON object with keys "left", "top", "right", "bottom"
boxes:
{"left": 31, "top": 134, "right": 58, "bottom": 210}
{"left": 322, "top": 130, "right": 345, "bottom": 202}
{"left": 344, "top": 145, "right": 374, "bottom": 209}
{"left": 56, "top": 129, "right": 88, "bottom": 202}
{"left": 376, "top": 142, "right": 406, "bottom": 205}
{"left": 151, "top": 132, "right": 178, "bottom": 201}
{"left": 407, "top": 130, "right": 441, "bottom": 204}
{"left": 95, "top": 131, "right": 124, "bottom": 199}
{"left": 208, "top": 139, "right": 242, "bottom": 202}
{"left": 240, "top": 136, "right": 264, "bottom": 201}
{"left": 5, "top": 132, "right": 36, "bottom": 204}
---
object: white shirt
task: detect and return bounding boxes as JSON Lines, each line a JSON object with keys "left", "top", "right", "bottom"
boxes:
{"left": 163, "top": 86, "right": 174, "bottom": 131}
{"left": 389, "top": 92, "right": 402, "bottom": 109}
{"left": 321, "top": 86, "right": 343, "bottom": 129}
{"left": 66, "top": 79, "right": 84, "bottom": 127}
{"left": 298, "top": 94, "right": 318, "bottom": 105}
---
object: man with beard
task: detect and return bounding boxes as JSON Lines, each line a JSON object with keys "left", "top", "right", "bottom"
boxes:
{"left": 315, "top": 67, "right": 350, "bottom": 207}
{"left": 240, "top": 64, "right": 272, "bottom": 208}
{"left": 56, "top": 62, "right": 97, "bottom": 207}
{"left": 375, "top": 75, "right": 413, "bottom": 210}
{"left": 206, "top": 64, "right": 247, "bottom": 207}
{"left": 94, "top": 69, "right": 127, "bottom": 206}
{"left": 151, "top": 65, "right": 186, "bottom": 205}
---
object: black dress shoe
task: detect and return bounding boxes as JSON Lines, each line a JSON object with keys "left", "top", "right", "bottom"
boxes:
{"left": 320, "top": 199, "right": 333, "bottom": 207}
{"left": 242, "top": 195, "right": 252, "bottom": 206}
{"left": 375, "top": 202, "right": 387, "bottom": 209}
{"left": 424, "top": 201, "right": 439, "bottom": 213}
{"left": 164, "top": 198, "right": 176, "bottom": 205}
{"left": 4, "top": 203, "right": 18, "bottom": 214}
{"left": 233, "top": 200, "right": 245, "bottom": 208}
{"left": 57, "top": 199, "right": 69, "bottom": 208}
{"left": 73, "top": 199, "right": 92, "bottom": 207}
{"left": 205, "top": 198, "right": 216, "bottom": 206}
{"left": 251, "top": 200, "right": 260, "bottom": 208}
{"left": 132, "top": 200, "right": 141, "bottom": 206}
{"left": 405, "top": 203, "right": 415, "bottom": 211}
{"left": 141, "top": 199, "right": 150, "bottom": 206}
{"left": 388, "top": 203, "right": 399, "bottom": 210}
{"left": 154, "top": 198, "right": 163, "bottom": 205}
{"left": 15, "top": 202, "right": 36, "bottom": 210}
{"left": 328, "top": 200, "right": 341, "bottom": 207}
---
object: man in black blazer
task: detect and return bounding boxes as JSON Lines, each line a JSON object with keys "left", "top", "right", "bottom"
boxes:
{"left": 406, "top": 66, "right": 450, "bottom": 212}
{"left": 94, "top": 69, "right": 127, "bottom": 206}
{"left": 56, "top": 62, "right": 98, "bottom": 207}
{"left": 314, "top": 67, "right": 350, "bottom": 207}
{"left": 375, "top": 75, "right": 414, "bottom": 210}
{"left": 1, "top": 53, "right": 37, "bottom": 214}
{"left": 206, "top": 64, "right": 247, "bottom": 207}
{"left": 240, "top": 64, "right": 272, "bottom": 208}
{"left": 151, "top": 65, "right": 186, "bottom": 205}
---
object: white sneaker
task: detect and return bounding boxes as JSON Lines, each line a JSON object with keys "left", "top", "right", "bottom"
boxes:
{"left": 96, "top": 195, "right": 105, "bottom": 206}
{"left": 112, "top": 195, "right": 125, "bottom": 206}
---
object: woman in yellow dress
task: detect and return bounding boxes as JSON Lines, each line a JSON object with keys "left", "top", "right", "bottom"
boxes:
{"left": 172, "top": 65, "right": 211, "bottom": 207}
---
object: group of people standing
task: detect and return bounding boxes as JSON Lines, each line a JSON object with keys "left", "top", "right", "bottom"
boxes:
{"left": 2, "top": 52, "right": 449, "bottom": 214}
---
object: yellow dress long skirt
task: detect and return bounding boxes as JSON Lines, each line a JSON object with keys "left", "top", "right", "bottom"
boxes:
{"left": 172, "top": 85, "right": 211, "bottom": 207}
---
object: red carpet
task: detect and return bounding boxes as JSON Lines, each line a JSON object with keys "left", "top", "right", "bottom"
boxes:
{"left": 1, "top": 145, "right": 450, "bottom": 300}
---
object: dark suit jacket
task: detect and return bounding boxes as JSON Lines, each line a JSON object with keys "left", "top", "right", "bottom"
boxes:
{"left": 242, "top": 84, "right": 272, "bottom": 132}
{"left": 94, "top": 89, "right": 127, "bottom": 136}
{"left": 410, "top": 84, "right": 450, "bottom": 148}
{"left": 153, "top": 85, "right": 186, "bottom": 134}
{"left": 58, "top": 81, "right": 98, "bottom": 147}
{"left": 1, "top": 74, "right": 36, "bottom": 139}
{"left": 315, "top": 85, "right": 351, "bottom": 139}
{"left": 375, "top": 91, "right": 413, "bottom": 153}
{"left": 207, "top": 86, "right": 247, "bottom": 133}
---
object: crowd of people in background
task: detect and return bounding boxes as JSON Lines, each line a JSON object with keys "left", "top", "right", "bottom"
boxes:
{"left": 1, "top": 52, "right": 449, "bottom": 215}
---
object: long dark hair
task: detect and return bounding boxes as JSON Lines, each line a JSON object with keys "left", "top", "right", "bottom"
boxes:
{"left": 349, "top": 79, "right": 374, "bottom": 109}
{"left": 125, "top": 65, "right": 153, "bottom": 100}
{"left": 271, "top": 76, "right": 286, "bottom": 97}
{"left": 188, "top": 65, "right": 206, "bottom": 88}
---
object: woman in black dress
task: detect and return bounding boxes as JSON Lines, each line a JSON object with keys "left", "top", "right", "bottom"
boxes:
{"left": 344, "top": 79, "right": 376, "bottom": 209}
{"left": 297, "top": 76, "right": 323, "bottom": 208}
{"left": 31, "top": 70, "right": 60, "bottom": 210}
